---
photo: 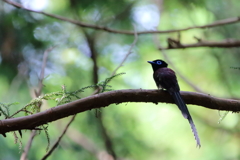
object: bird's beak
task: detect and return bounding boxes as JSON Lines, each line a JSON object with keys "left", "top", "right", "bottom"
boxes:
{"left": 147, "top": 61, "right": 154, "bottom": 64}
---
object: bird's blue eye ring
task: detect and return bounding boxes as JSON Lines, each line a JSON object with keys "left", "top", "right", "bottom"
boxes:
{"left": 157, "top": 61, "right": 162, "bottom": 65}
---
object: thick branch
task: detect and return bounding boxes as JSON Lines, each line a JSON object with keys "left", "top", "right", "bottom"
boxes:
{"left": 160, "top": 38, "right": 240, "bottom": 50}
{"left": 0, "top": 89, "right": 239, "bottom": 135}
{"left": 3, "top": 0, "right": 240, "bottom": 35}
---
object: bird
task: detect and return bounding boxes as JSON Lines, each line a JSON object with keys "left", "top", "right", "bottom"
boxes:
{"left": 147, "top": 59, "right": 201, "bottom": 147}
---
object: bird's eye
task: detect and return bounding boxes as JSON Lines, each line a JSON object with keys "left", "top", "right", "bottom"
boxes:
{"left": 156, "top": 61, "right": 162, "bottom": 65}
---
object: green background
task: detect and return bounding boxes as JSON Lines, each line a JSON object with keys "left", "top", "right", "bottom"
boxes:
{"left": 1, "top": 0, "right": 240, "bottom": 159}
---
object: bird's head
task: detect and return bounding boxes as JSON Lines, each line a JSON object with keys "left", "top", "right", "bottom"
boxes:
{"left": 147, "top": 59, "right": 168, "bottom": 71}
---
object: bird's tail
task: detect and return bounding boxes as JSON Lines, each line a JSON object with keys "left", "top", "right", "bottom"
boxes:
{"left": 171, "top": 92, "right": 201, "bottom": 147}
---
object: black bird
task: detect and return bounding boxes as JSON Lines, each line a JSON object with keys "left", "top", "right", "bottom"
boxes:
{"left": 147, "top": 59, "right": 201, "bottom": 147}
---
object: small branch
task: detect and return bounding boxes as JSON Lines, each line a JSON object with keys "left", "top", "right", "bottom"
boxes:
{"left": 163, "top": 54, "right": 204, "bottom": 93}
{"left": 84, "top": 30, "right": 117, "bottom": 158}
{"left": 20, "top": 47, "right": 52, "bottom": 160}
{"left": 0, "top": 89, "right": 239, "bottom": 135}
{"left": 84, "top": 31, "right": 98, "bottom": 85}
{"left": 37, "top": 46, "right": 55, "bottom": 95}
{"left": 41, "top": 115, "right": 76, "bottom": 160}
{"left": 111, "top": 25, "right": 138, "bottom": 76}
{"left": 3, "top": 0, "right": 240, "bottom": 35}
{"left": 97, "top": 115, "right": 116, "bottom": 159}
{"left": 160, "top": 39, "right": 240, "bottom": 50}
{"left": 20, "top": 130, "right": 37, "bottom": 160}
{"left": 154, "top": 36, "right": 204, "bottom": 93}
{"left": 59, "top": 90, "right": 111, "bottom": 160}
{"left": 76, "top": 26, "right": 138, "bottom": 158}
{"left": 66, "top": 125, "right": 114, "bottom": 160}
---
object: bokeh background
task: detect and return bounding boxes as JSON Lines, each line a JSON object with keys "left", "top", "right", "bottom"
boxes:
{"left": 1, "top": 0, "right": 240, "bottom": 159}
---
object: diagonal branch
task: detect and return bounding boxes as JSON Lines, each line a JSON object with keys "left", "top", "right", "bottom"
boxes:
{"left": 84, "top": 30, "right": 117, "bottom": 158}
{"left": 37, "top": 46, "right": 55, "bottom": 95}
{"left": 153, "top": 36, "right": 204, "bottom": 93}
{"left": 111, "top": 25, "right": 138, "bottom": 76}
{"left": 41, "top": 115, "right": 76, "bottom": 160}
{"left": 0, "top": 89, "right": 239, "bottom": 136}
{"left": 20, "top": 47, "right": 53, "bottom": 160}
{"left": 3, "top": 0, "right": 240, "bottom": 35}
{"left": 66, "top": 124, "right": 115, "bottom": 160}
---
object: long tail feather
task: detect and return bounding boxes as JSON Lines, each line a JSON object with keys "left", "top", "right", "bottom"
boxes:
{"left": 172, "top": 92, "right": 189, "bottom": 119}
{"left": 171, "top": 92, "right": 201, "bottom": 147}
{"left": 188, "top": 117, "right": 201, "bottom": 148}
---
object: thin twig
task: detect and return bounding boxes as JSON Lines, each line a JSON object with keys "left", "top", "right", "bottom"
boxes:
{"left": 41, "top": 115, "right": 76, "bottom": 160}
{"left": 91, "top": 25, "right": 137, "bottom": 159}
{"left": 97, "top": 115, "right": 116, "bottom": 159}
{"left": 41, "top": 14, "right": 117, "bottom": 160}
{"left": 3, "top": 0, "right": 240, "bottom": 35}
{"left": 66, "top": 126, "right": 114, "bottom": 160}
{"left": 35, "top": 15, "right": 137, "bottom": 160}
{"left": 153, "top": 36, "right": 204, "bottom": 93}
{"left": 111, "top": 25, "right": 138, "bottom": 76}
{"left": 37, "top": 46, "right": 55, "bottom": 95}
{"left": 58, "top": 26, "right": 138, "bottom": 159}
{"left": 20, "top": 130, "right": 37, "bottom": 160}
{"left": 20, "top": 47, "right": 53, "bottom": 160}
{"left": 45, "top": 90, "right": 105, "bottom": 160}
{"left": 83, "top": 29, "right": 117, "bottom": 158}
{"left": 59, "top": 87, "right": 112, "bottom": 160}
{"left": 44, "top": 29, "right": 105, "bottom": 159}
{"left": 162, "top": 51, "right": 204, "bottom": 93}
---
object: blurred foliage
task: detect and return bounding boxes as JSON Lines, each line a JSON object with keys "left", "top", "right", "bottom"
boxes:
{"left": 1, "top": 0, "right": 240, "bottom": 160}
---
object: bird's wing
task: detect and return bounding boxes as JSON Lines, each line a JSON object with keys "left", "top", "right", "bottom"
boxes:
{"left": 154, "top": 68, "right": 180, "bottom": 92}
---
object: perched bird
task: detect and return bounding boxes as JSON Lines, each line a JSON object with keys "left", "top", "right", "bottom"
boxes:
{"left": 147, "top": 59, "right": 201, "bottom": 147}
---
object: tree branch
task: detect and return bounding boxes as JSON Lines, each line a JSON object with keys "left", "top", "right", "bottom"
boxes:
{"left": 20, "top": 47, "right": 53, "bottom": 160}
{"left": 3, "top": 0, "right": 240, "bottom": 35}
{"left": 160, "top": 38, "right": 240, "bottom": 50}
{"left": 111, "top": 25, "right": 138, "bottom": 76}
{"left": 84, "top": 30, "right": 117, "bottom": 158}
{"left": 41, "top": 115, "right": 76, "bottom": 160}
{"left": 153, "top": 36, "right": 205, "bottom": 93}
{"left": 66, "top": 120, "right": 114, "bottom": 160}
{"left": 0, "top": 89, "right": 239, "bottom": 136}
